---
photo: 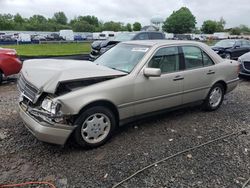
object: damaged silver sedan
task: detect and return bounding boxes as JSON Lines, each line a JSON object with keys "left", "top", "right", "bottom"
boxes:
{"left": 18, "top": 40, "right": 239, "bottom": 148}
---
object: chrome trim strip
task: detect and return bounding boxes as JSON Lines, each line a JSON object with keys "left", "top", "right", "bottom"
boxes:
{"left": 226, "top": 78, "right": 240, "bottom": 84}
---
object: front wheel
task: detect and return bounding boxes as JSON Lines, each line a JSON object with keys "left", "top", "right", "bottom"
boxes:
{"left": 203, "top": 83, "right": 225, "bottom": 111}
{"left": 74, "top": 106, "right": 116, "bottom": 148}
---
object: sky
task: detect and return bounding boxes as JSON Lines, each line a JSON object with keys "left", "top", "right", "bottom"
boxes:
{"left": 0, "top": 0, "right": 250, "bottom": 28}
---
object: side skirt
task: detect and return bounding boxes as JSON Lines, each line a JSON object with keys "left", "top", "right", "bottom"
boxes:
{"left": 119, "top": 100, "right": 204, "bottom": 126}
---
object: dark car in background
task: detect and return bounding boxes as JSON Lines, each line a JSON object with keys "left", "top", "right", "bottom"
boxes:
{"left": 238, "top": 52, "right": 250, "bottom": 77}
{"left": 212, "top": 39, "right": 250, "bottom": 60}
{"left": 46, "top": 33, "right": 64, "bottom": 41}
{"left": 89, "top": 31, "right": 165, "bottom": 60}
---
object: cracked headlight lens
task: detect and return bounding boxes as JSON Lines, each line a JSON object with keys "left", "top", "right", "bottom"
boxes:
{"left": 41, "top": 98, "right": 61, "bottom": 115}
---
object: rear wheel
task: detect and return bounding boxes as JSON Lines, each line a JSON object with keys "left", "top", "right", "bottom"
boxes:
{"left": 203, "top": 83, "right": 225, "bottom": 111}
{"left": 74, "top": 106, "right": 116, "bottom": 148}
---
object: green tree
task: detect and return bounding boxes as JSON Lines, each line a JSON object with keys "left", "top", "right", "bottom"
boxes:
{"left": 52, "top": 12, "right": 68, "bottom": 25}
{"left": 0, "top": 14, "right": 14, "bottom": 30}
{"left": 14, "top": 13, "right": 24, "bottom": 24}
{"left": 27, "top": 15, "right": 48, "bottom": 31}
{"left": 201, "top": 20, "right": 218, "bottom": 34}
{"left": 217, "top": 17, "right": 226, "bottom": 31}
{"left": 79, "top": 15, "right": 99, "bottom": 27}
{"left": 239, "top": 25, "right": 250, "bottom": 34}
{"left": 126, "top": 23, "right": 132, "bottom": 32}
{"left": 163, "top": 7, "right": 196, "bottom": 34}
{"left": 70, "top": 19, "right": 95, "bottom": 32}
{"left": 102, "top": 21, "right": 123, "bottom": 31}
{"left": 133, "top": 22, "right": 141, "bottom": 31}
{"left": 230, "top": 27, "right": 241, "bottom": 35}
{"left": 201, "top": 19, "right": 226, "bottom": 34}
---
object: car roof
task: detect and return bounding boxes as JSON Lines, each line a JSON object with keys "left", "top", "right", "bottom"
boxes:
{"left": 122, "top": 40, "right": 205, "bottom": 47}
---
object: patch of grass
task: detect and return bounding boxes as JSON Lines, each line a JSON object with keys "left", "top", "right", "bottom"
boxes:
{"left": 1, "top": 43, "right": 91, "bottom": 56}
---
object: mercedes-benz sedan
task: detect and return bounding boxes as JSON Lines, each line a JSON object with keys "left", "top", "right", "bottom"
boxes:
{"left": 18, "top": 40, "right": 239, "bottom": 148}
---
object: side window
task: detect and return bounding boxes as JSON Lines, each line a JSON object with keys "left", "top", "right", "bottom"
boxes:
{"left": 150, "top": 33, "right": 163, "bottom": 39}
{"left": 242, "top": 40, "right": 250, "bottom": 47}
{"left": 148, "top": 47, "right": 180, "bottom": 73}
{"left": 182, "top": 46, "right": 203, "bottom": 69}
{"left": 235, "top": 41, "right": 242, "bottom": 47}
{"left": 203, "top": 52, "right": 214, "bottom": 66}
{"left": 135, "top": 33, "right": 149, "bottom": 40}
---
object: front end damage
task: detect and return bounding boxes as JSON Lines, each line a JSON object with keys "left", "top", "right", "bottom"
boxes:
{"left": 18, "top": 75, "right": 76, "bottom": 145}
{"left": 17, "top": 72, "right": 123, "bottom": 145}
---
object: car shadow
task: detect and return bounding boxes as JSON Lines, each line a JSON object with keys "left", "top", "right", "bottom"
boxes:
{"left": 64, "top": 104, "right": 203, "bottom": 151}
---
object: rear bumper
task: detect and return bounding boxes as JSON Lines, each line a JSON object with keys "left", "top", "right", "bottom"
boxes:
{"left": 19, "top": 104, "right": 75, "bottom": 145}
{"left": 226, "top": 78, "right": 240, "bottom": 93}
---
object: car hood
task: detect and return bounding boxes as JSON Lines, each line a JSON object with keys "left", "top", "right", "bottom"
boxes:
{"left": 21, "top": 59, "right": 127, "bottom": 93}
{"left": 212, "top": 46, "right": 232, "bottom": 51}
{"left": 239, "top": 51, "right": 250, "bottom": 61}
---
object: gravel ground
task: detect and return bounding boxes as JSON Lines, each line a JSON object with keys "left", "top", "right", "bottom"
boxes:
{"left": 0, "top": 78, "right": 249, "bottom": 188}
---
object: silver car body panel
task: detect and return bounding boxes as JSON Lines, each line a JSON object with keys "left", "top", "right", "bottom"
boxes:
{"left": 21, "top": 59, "right": 127, "bottom": 94}
{"left": 19, "top": 40, "right": 239, "bottom": 145}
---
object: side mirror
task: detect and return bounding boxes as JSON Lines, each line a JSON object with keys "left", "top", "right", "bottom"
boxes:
{"left": 143, "top": 68, "right": 161, "bottom": 77}
{"left": 234, "top": 45, "right": 240, "bottom": 49}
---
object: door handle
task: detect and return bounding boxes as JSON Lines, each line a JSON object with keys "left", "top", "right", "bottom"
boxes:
{"left": 173, "top": 75, "right": 184, "bottom": 81}
{"left": 207, "top": 70, "right": 215, "bottom": 75}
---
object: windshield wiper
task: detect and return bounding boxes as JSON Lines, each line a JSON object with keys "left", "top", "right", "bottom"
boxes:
{"left": 109, "top": 67, "right": 129, "bottom": 73}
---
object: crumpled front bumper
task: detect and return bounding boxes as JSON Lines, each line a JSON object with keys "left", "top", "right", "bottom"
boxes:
{"left": 19, "top": 104, "right": 75, "bottom": 145}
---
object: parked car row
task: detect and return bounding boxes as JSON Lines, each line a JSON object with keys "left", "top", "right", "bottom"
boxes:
{"left": 90, "top": 31, "right": 166, "bottom": 60}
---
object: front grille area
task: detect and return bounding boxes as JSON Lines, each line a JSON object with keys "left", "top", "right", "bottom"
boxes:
{"left": 243, "top": 61, "right": 250, "bottom": 71}
{"left": 18, "top": 74, "right": 39, "bottom": 103}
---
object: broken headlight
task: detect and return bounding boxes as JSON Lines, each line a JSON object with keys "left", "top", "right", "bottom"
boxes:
{"left": 41, "top": 98, "right": 61, "bottom": 115}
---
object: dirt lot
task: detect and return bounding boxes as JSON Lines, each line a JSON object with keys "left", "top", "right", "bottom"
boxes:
{"left": 0, "top": 79, "right": 249, "bottom": 188}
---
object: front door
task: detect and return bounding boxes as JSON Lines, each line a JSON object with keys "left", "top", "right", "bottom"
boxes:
{"left": 134, "top": 46, "right": 184, "bottom": 116}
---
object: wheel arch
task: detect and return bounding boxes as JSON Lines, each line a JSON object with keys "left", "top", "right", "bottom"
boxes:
{"left": 213, "top": 80, "right": 227, "bottom": 93}
{"left": 76, "top": 100, "right": 120, "bottom": 125}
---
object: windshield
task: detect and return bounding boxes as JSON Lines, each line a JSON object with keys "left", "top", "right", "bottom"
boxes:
{"left": 114, "top": 33, "right": 136, "bottom": 42}
{"left": 215, "top": 40, "right": 236, "bottom": 48}
{"left": 95, "top": 43, "right": 149, "bottom": 73}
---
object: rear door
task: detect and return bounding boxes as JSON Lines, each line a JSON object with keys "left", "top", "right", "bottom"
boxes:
{"left": 180, "top": 46, "right": 216, "bottom": 104}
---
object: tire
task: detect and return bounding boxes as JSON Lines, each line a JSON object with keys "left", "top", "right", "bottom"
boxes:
{"left": 74, "top": 106, "right": 116, "bottom": 148}
{"left": 225, "top": 53, "right": 231, "bottom": 59}
{"left": 203, "top": 83, "right": 225, "bottom": 111}
{"left": 0, "top": 71, "right": 3, "bottom": 84}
